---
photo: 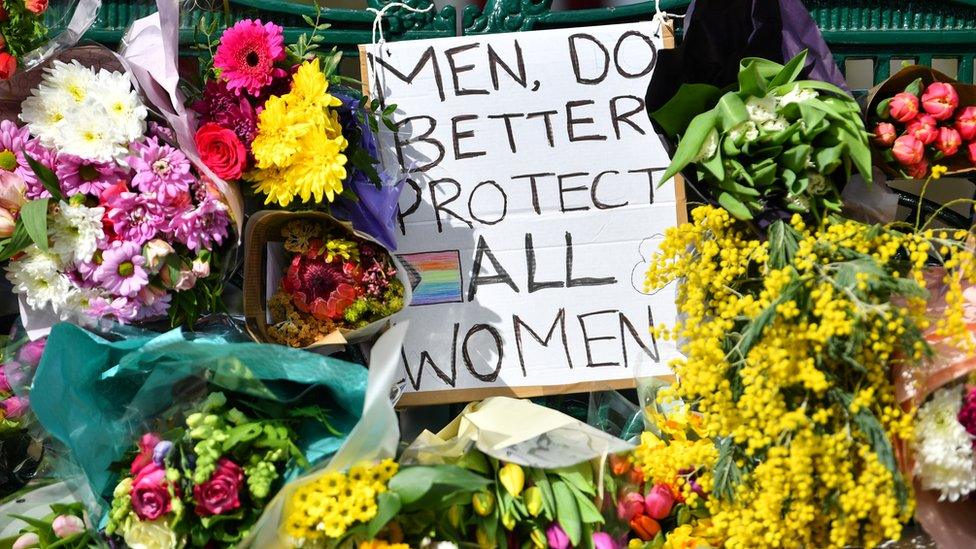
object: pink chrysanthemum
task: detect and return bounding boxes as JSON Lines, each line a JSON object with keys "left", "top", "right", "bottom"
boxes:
{"left": 128, "top": 137, "right": 195, "bottom": 202}
{"left": 213, "top": 19, "right": 286, "bottom": 97}
{"left": 167, "top": 194, "right": 230, "bottom": 252}
{"left": 57, "top": 154, "right": 127, "bottom": 197}
{"left": 87, "top": 295, "right": 140, "bottom": 323}
{"left": 105, "top": 192, "right": 167, "bottom": 245}
{"left": 93, "top": 241, "right": 149, "bottom": 298}
{"left": 0, "top": 120, "right": 50, "bottom": 197}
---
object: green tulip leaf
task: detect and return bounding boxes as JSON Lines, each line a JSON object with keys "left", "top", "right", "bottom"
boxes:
{"left": 660, "top": 111, "right": 719, "bottom": 185}
{"left": 737, "top": 61, "right": 767, "bottom": 97}
{"left": 781, "top": 144, "right": 812, "bottom": 172}
{"left": 875, "top": 98, "right": 892, "bottom": 119}
{"left": 552, "top": 480, "right": 582, "bottom": 546}
{"left": 716, "top": 93, "right": 749, "bottom": 131}
{"left": 752, "top": 162, "right": 777, "bottom": 187}
{"left": 650, "top": 83, "right": 723, "bottom": 137}
{"left": 904, "top": 77, "right": 923, "bottom": 97}
{"left": 20, "top": 198, "right": 50, "bottom": 252}
{"left": 815, "top": 144, "right": 844, "bottom": 174}
{"left": 790, "top": 175, "right": 809, "bottom": 195}
{"left": 768, "top": 50, "right": 808, "bottom": 89}
{"left": 717, "top": 190, "right": 753, "bottom": 220}
{"left": 722, "top": 134, "right": 741, "bottom": 157}
{"left": 716, "top": 178, "right": 761, "bottom": 198}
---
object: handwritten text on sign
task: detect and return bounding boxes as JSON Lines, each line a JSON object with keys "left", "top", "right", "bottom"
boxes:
{"left": 364, "top": 21, "right": 680, "bottom": 404}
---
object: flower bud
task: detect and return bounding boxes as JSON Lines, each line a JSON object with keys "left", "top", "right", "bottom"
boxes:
{"left": 936, "top": 126, "right": 962, "bottom": 157}
{"left": 644, "top": 484, "right": 675, "bottom": 519}
{"left": 906, "top": 114, "right": 938, "bottom": 145}
{"left": 17, "top": 339, "right": 45, "bottom": 367}
{"left": 955, "top": 106, "right": 976, "bottom": 141}
{"left": 192, "top": 256, "right": 211, "bottom": 279}
{"left": 524, "top": 486, "right": 544, "bottom": 517}
{"left": 546, "top": 524, "right": 570, "bottom": 549}
{"left": 0, "top": 207, "right": 14, "bottom": 238}
{"left": 892, "top": 134, "right": 924, "bottom": 166}
{"left": 475, "top": 526, "right": 494, "bottom": 549}
{"left": 499, "top": 463, "right": 524, "bottom": 497}
{"left": 447, "top": 504, "right": 463, "bottom": 528}
{"left": 873, "top": 122, "right": 896, "bottom": 146}
{"left": 0, "top": 171, "right": 25, "bottom": 212}
{"left": 501, "top": 509, "right": 516, "bottom": 531}
{"left": 12, "top": 533, "right": 39, "bottom": 549}
{"left": 969, "top": 142, "right": 976, "bottom": 166}
{"left": 609, "top": 454, "right": 632, "bottom": 476}
{"left": 592, "top": 532, "right": 619, "bottom": 549}
{"left": 142, "top": 239, "right": 174, "bottom": 273}
{"left": 617, "top": 491, "right": 644, "bottom": 521}
{"left": 1, "top": 395, "right": 29, "bottom": 418}
{"left": 888, "top": 92, "right": 919, "bottom": 123}
{"left": 472, "top": 490, "right": 495, "bottom": 516}
{"left": 530, "top": 529, "right": 547, "bottom": 549}
{"left": 113, "top": 477, "right": 133, "bottom": 498}
{"left": 629, "top": 515, "right": 661, "bottom": 541}
{"left": 905, "top": 159, "right": 930, "bottom": 180}
{"left": 921, "top": 81, "right": 959, "bottom": 121}
{"left": 52, "top": 514, "right": 85, "bottom": 538}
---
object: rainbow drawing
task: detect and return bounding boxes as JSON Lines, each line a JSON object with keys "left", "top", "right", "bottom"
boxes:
{"left": 398, "top": 250, "right": 464, "bottom": 306}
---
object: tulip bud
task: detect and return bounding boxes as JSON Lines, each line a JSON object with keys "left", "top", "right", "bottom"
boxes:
{"left": 472, "top": 490, "right": 495, "bottom": 516}
{"left": 629, "top": 515, "right": 661, "bottom": 541}
{"left": 644, "top": 484, "right": 675, "bottom": 519}
{"left": 0, "top": 367, "right": 10, "bottom": 392}
{"left": 17, "top": 339, "right": 45, "bottom": 367}
{"left": 617, "top": 491, "right": 645, "bottom": 521}
{"left": 955, "top": 106, "right": 976, "bottom": 141}
{"left": 446, "top": 504, "right": 463, "bottom": 528}
{"left": 530, "top": 529, "right": 548, "bottom": 549}
{"left": 905, "top": 159, "right": 930, "bottom": 180}
{"left": 628, "top": 464, "right": 645, "bottom": 485}
{"left": 921, "top": 81, "right": 960, "bottom": 121}
{"left": 0, "top": 207, "right": 14, "bottom": 237}
{"left": 52, "top": 514, "right": 85, "bottom": 538}
{"left": 524, "top": 486, "right": 544, "bottom": 517}
{"left": 192, "top": 256, "right": 211, "bottom": 279}
{"left": 476, "top": 526, "right": 494, "bottom": 549}
{"left": 873, "top": 122, "right": 896, "bottom": 146}
{"left": 906, "top": 114, "right": 938, "bottom": 145}
{"left": 889, "top": 92, "right": 920, "bottom": 123}
{"left": 969, "top": 142, "right": 976, "bottom": 165}
{"left": 1, "top": 395, "right": 29, "bottom": 418}
{"left": 592, "top": 532, "right": 619, "bottom": 549}
{"left": 499, "top": 463, "right": 524, "bottom": 497}
{"left": 892, "top": 134, "right": 925, "bottom": 166}
{"left": 501, "top": 509, "right": 516, "bottom": 530}
{"left": 0, "top": 171, "right": 24, "bottom": 212}
{"left": 936, "top": 126, "right": 962, "bottom": 157}
{"left": 12, "top": 533, "right": 39, "bottom": 549}
{"left": 546, "top": 524, "right": 571, "bottom": 549}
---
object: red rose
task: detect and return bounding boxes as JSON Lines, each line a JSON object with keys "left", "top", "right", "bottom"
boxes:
{"left": 130, "top": 463, "right": 172, "bottom": 521}
{"left": 194, "top": 123, "right": 247, "bottom": 181}
{"left": 0, "top": 53, "right": 16, "bottom": 80}
{"left": 193, "top": 458, "right": 243, "bottom": 516}
{"left": 24, "top": 0, "right": 48, "bottom": 15}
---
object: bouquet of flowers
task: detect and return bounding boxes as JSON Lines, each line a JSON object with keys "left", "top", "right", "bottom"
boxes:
{"left": 0, "top": 0, "right": 100, "bottom": 80}
{"left": 654, "top": 50, "right": 872, "bottom": 222}
{"left": 0, "top": 57, "right": 232, "bottom": 328}
{"left": 868, "top": 66, "right": 976, "bottom": 179}
{"left": 103, "top": 391, "right": 332, "bottom": 548}
{"left": 912, "top": 380, "right": 976, "bottom": 501}
{"left": 245, "top": 212, "right": 406, "bottom": 348}
{"left": 0, "top": 335, "right": 43, "bottom": 433}
{"left": 191, "top": 16, "right": 391, "bottom": 211}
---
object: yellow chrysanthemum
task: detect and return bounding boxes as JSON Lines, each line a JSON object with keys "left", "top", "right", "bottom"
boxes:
{"left": 251, "top": 95, "right": 308, "bottom": 169}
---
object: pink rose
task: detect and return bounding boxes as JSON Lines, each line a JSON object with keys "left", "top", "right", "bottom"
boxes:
{"left": 921, "top": 82, "right": 959, "bottom": 121}
{"left": 24, "top": 0, "right": 48, "bottom": 15}
{"left": 905, "top": 159, "right": 930, "bottom": 180}
{"left": 935, "top": 126, "right": 962, "bottom": 157}
{"left": 1, "top": 395, "right": 28, "bottom": 418}
{"left": 17, "top": 339, "right": 45, "bottom": 367}
{"left": 131, "top": 433, "right": 162, "bottom": 475}
{"left": 955, "top": 106, "right": 976, "bottom": 141}
{"left": 906, "top": 114, "right": 938, "bottom": 145}
{"left": 873, "top": 122, "right": 896, "bottom": 146}
{"left": 643, "top": 484, "right": 675, "bottom": 519}
{"left": 889, "top": 92, "right": 920, "bottom": 123}
{"left": 130, "top": 462, "right": 171, "bottom": 521}
{"left": 195, "top": 123, "right": 247, "bottom": 181}
{"left": 892, "top": 134, "right": 924, "bottom": 166}
{"left": 193, "top": 458, "right": 243, "bottom": 516}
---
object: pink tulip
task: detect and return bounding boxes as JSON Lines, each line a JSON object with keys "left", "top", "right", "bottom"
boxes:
{"left": 546, "top": 524, "right": 570, "bottom": 549}
{"left": 922, "top": 82, "right": 960, "bottom": 120}
{"left": 935, "top": 126, "right": 962, "bottom": 156}
{"left": 616, "top": 492, "right": 645, "bottom": 521}
{"left": 1, "top": 395, "right": 29, "bottom": 418}
{"left": 892, "top": 134, "right": 925, "bottom": 165}
{"left": 0, "top": 208, "right": 13, "bottom": 238}
{"left": 906, "top": 115, "right": 938, "bottom": 145}
{"left": 12, "top": 533, "right": 39, "bottom": 549}
{"left": 955, "top": 106, "right": 976, "bottom": 141}
{"left": 17, "top": 338, "right": 45, "bottom": 367}
{"left": 592, "top": 532, "right": 619, "bottom": 549}
{"left": 906, "top": 159, "right": 930, "bottom": 180}
{"left": 0, "top": 367, "right": 9, "bottom": 392}
{"left": 644, "top": 484, "right": 675, "bottom": 520}
{"left": 873, "top": 122, "right": 897, "bottom": 146}
{"left": 52, "top": 514, "right": 85, "bottom": 538}
{"left": 889, "top": 92, "right": 920, "bottom": 123}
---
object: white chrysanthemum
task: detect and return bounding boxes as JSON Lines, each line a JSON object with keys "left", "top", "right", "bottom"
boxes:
{"left": 92, "top": 69, "right": 148, "bottom": 145}
{"left": 40, "top": 60, "right": 97, "bottom": 106}
{"left": 746, "top": 95, "right": 778, "bottom": 123}
{"left": 914, "top": 385, "right": 976, "bottom": 501}
{"left": 19, "top": 90, "right": 74, "bottom": 147}
{"left": 50, "top": 201, "right": 105, "bottom": 265}
{"left": 58, "top": 111, "right": 126, "bottom": 162}
{"left": 5, "top": 246, "right": 72, "bottom": 313}
{"left": 778, "top": 84, "right": 819, "bottom": 106}
{"left": 729, "top": 121, "right": 759, "bottom": 144}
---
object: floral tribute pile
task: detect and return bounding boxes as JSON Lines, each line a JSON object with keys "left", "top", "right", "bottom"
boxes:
{"left": 192, "top": 17, "right": 387, "bottom": 209}
{"left": 0, "top": 60, "right": 231, "bottom": 327}
{"left": 267, "top": 218, "right": 404, "bottom": 347}
{"left": 104, "top": 391, "right": 327, "bottom": 548}
{"left": 0, "top": 0, "right": 52, "bottom": 79}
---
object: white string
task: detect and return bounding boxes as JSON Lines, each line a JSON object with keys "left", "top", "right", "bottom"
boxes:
{"left": 651, "top": 0, "right": 685, "bottom": 37}
{"left": 368, "top": 2, "right": 435, "bottom": 45}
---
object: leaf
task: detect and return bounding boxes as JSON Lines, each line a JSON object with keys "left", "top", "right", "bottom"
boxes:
{"left": 660, "top": 111, "right": 719, "bottom": 185}
{"left": 717, "top": 190, "right": 753, "bottom": 220}
{"left": 768, "top": 50, "right": 808, "bottom": 88}
{"left": 815, "top": 144, "right": 844, "bottom": 174}
{"left": 650, "top": 83, "right": 722, "bottom": 137}
{"left": 367, "top": 492, "right": 402, "bottom": 537}
{"left": 700, "top": 145, "right": 724, "bottom": 181}
{"left": 737, "top": 60, "right": 766, "bottom": 97}
{"left": 875, "top": 98, "right": 892, "bottom": 119}
{"left": 711, "top": 437, "right": 744, "bottom": 501}
{"left": 781, "top": 144, "right": 812, "bottom": 173}
{"left": 24, "top": 153, "right": 62, "bottom": 201}
{"left": 554, "top": 462, "right": 594, "bottom": 496}
{"left": 0, "top": 222, "right": 31, "bottom": 261}
{"left": 388, "top": 465, "right": 491, "bottom": 511}
{"left": 716, "top": 178, "right": 761, "bottom": 198}
{"left": 552, "top": 480, "right": 582, "bottom": 546}
{"left": 715, "top": 93, "right": 749, "bottom": 131}
{"left": 768, "top": 221, "right": 800, "bottom": 269}
{"left": 302, "top": 14, "right": 316, "bottom": 26}
{"left": 904, "top": 77, "right": 923, "bottom": 97}
{"left": 567, "top": 483, "right": 604, "bottom": 524}
{"left": 20, "top": 198, "right": 49, "bottom": 251}
{"left": 529, "top": 468, "right": 557, "bottom": 520}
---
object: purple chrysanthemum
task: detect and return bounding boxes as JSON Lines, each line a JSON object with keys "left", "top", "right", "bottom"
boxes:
{"left": 128, "top": 137, "right": 195, "bottom": 202}
{"left": 106, "top": 192, "right": 167, "bottom": 245}
{"left": 93, "top": 241, "right": 149, "bottom": 298}
{"left": 168, "top": 195, "right": 229, "bottom": 252}
{"left": 57, "top": 154, "right": 127, "bottom": 197}
{"left": 193, "top": 80, "right": 259, "bottom": 146}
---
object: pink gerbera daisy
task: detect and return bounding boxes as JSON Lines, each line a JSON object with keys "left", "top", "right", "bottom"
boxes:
{"left": 213, "top": 19, "right": 286, "bottom": 97}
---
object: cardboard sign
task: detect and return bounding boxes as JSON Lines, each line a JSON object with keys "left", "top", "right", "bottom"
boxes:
{"left": 362, "top": 21, "right": 683, "bottom": 405}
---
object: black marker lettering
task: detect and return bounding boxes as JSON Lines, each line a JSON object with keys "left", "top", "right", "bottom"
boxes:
{"left": 451, "top": 114, "right": 486, "bottom": 160}
{"left": 468, "top": 180, "right": 508, "bottom": 225}
{"left": 469, "top": 235, "right": 519, "bottom": 300}
{"left": 429, "top": 178, "right": 473, "bottom": 232}
{"left": 610, "top": 95, "right": 647, "bottom": 139}
{"left": 525, "top": 233, "right": 564, "bottom": 292}
{"left": 566, "top": 100, "right": 607, "bottom": 142}
{"left": 487, "top": 41, "right": 527, "bottom": 90}
{"left": 462, "top": 324, "right": 504, "bottom": 382}
{"left": 566, "top": 231, "right": 616, "bottom": 287}
{"left": 444, "top": 43, "right": 490, "bottom": 96}
{"left": 514, "top": 310, "right": 572, "bottom": 376}
{"left": 568, "top": 34, "right": 610, "bottom": 85}
{"left": 591, "top": 170, "right": 627, "bottom": 210}
{"left": 557, "top": 172, "right": 590, "bottom": 213}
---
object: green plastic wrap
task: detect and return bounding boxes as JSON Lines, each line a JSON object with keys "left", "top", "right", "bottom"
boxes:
{"left": 29, "top": 322, "right": 369, "bottom": 521}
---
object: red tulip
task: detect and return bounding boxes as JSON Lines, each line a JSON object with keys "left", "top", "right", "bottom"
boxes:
{"left": 629, "top": 515, "right": 661, "bottom": 541}
{"left": 921, "top": 82, "right": 960, "bottom": 121}
{"left": 644, "top": 484, "right": 675, "bottom": 519}
{"left": 955, "top": 106, "right": 976, "bottom": 141}
{"left": 892, "top": 134, "right": 924, "bottom": 165}
{"left": 873, "top": 122, "right": 897, "bottom": 146}
{"left": 616, "top": 492, "right": 644, "bottom": 521}
{"left": 935, "top": 126, "right": 962, "bottom": 156}
{"left": 906, "top": 115, "right": 938, "bottom": 145}
{"left": 905, "top": 159, "right": 930, "bottom": 179}
{"left": 968, "top": 142, "right": 976, "bottom": 165}
{"left": 889, "top": 92, "right": 920, "bottom": 123}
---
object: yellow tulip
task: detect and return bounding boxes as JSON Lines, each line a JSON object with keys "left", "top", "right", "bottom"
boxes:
{"left": 530, "top": 529, "right": 547, "bottom": 549}
{"left": 472, "top": 491, "right": 495, "bottom": 517}
{"left": 499, "top": 463, "right": 525, "bottom": 497}
{"left": 476, "top": 526, "right": 495, "bottom": 549}
{"left": 501, "top": 509, "right": 516, "bottom": 531}
{"left": 447, "top": 504, "right": 463, "bottom": 528}
{"left": 523, "top": 486, "right": 543, "bottom": 517}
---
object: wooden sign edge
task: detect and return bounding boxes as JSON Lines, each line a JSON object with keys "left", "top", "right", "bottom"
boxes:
{"left": 359, "top": 21, "right": 683, "bottom": 408}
